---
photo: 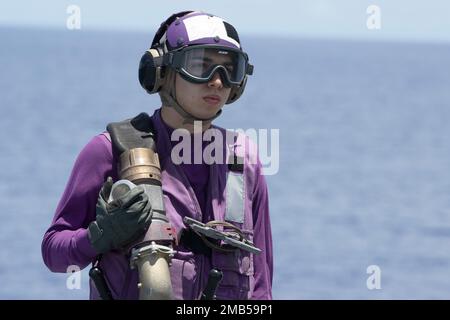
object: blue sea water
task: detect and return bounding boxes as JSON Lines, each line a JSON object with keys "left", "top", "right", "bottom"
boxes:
{"left": 1, "top": 26, "right": 450, "bottom": 299}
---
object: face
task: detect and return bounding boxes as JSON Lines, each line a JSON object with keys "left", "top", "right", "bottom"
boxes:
{"left": 175, "top": 50, "right": 232, "bottom": 120}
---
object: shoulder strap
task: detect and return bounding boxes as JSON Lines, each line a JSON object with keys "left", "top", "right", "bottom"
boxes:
{"left": 106, "top": 112, "right": 156, "bottom": 155}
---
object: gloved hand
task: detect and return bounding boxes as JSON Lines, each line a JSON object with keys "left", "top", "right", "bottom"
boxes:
{"left": 88, "top": 177, "right": 152, "bottom": 254}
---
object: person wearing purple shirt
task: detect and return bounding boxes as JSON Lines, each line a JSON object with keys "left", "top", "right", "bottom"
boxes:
{"left": 42, "top": 10, "right": 273, "bottom": 300}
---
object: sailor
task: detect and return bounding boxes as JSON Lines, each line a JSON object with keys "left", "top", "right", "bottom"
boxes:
{"left": 42, "top": 10, "right": 273, "bottom": 300}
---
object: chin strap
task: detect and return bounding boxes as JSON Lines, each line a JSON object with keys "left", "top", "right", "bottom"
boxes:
{"left": 162, "top": 91, "right": 223, "bottom": 125}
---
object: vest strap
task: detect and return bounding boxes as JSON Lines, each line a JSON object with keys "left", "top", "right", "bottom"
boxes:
{"left": 106, "top": 112, "right": 156, "bottom": 154}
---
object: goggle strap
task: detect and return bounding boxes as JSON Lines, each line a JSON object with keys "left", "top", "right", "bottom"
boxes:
{"left": 161, "top": 53, "right": 174, "bottom": 66}
{"left": 247, "top": 64, "right": 254, "bottom": 75}
{"left": 153, "top": 55, "right": 164, "bottom": 67}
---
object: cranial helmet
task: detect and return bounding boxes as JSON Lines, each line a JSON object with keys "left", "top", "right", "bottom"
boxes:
{"left": 138, "top": 11, "right": 254, "bottom": 122}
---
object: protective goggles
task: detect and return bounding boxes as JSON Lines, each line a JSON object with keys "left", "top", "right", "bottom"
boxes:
{"left": 163, "top": 45, "right": 254, "bottom": 87}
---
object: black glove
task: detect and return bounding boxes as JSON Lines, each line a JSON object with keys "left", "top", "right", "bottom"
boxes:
{"left": 88, "top": 177, "right": 152, "bottom": 254}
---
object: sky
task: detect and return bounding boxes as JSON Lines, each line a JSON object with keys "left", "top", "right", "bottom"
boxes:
{"left": 0, "top": 0, "right": 449, "bottom": 43}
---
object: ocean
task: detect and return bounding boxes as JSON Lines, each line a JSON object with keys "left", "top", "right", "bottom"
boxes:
{"left": 1, "top": 26, "right": 450, "bottom": 299}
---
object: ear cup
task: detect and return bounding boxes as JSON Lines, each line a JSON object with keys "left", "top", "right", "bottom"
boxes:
{"left": 226, "top": 76, "right": 248, "bottom": 104}
{"left": 138, "top": 48, "right": 165, "bottom": 94}
{"left": 140, "top": 11, "right": 194, "bottom": 95}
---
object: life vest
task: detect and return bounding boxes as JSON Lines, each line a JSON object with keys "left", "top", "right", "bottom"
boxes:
{"left": 100, "top": 109, "right": 258, "bottom": 299}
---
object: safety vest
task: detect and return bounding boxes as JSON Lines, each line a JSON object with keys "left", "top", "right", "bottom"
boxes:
{"left": 98, "top": 109, "right": 258, "bottom": 299}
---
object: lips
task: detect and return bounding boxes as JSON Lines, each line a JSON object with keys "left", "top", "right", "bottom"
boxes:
{"left": 203, "top": 95, "right": 221, "bottom": 105}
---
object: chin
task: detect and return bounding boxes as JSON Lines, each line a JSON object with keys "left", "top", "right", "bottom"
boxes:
{"left": 194, "top": 104, "right": 223, "bottom": 119}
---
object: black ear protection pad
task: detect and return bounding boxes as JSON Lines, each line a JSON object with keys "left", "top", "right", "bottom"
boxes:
{"left": 138, "top": 47, "right": 165, "bottom": 94}
{"left": 139, "top": 11, "right": 194, "bottom": 94}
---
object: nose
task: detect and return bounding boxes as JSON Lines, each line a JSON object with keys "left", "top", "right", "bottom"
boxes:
{"left": 207, "top": 71, "right": 224, "bottom": 89}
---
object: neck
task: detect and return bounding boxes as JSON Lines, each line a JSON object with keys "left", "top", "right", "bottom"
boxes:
{"left": 161, "top": 105, "right": 213, "bottom": 133}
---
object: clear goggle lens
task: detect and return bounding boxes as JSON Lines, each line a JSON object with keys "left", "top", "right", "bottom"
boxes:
{"left": 171, "top": 47, "right": 250, "bottom": 86}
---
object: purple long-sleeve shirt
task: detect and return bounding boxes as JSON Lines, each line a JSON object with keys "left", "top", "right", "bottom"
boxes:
{"left": 42, "top": 108, "right": 273, "bottom": 299}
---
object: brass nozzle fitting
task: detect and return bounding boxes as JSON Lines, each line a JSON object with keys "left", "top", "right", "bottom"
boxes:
{"left": 119, "top": 148, "right": 161, "bottom": 184}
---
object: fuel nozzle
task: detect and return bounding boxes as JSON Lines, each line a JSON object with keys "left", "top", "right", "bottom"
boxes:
{"left": 110, "top": 147, "right": 177, "bottom": 300}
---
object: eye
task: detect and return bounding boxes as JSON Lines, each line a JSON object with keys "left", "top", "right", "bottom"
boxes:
{"left": 188, "top": 62, "right": 209, "bottom": 73}
{"left": 225, "top": 65, "right": 234, "bottom": 73}
{"left": 194, "top": 62, "right": 210, "bottom": 68}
